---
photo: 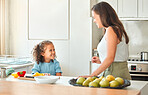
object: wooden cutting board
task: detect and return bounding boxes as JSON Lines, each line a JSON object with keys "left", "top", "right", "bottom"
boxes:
{"left": 18, "top": 77, "right": 35, "bottom": 81}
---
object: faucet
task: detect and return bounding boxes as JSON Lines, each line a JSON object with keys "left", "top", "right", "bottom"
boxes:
{"left": 1, "top": 68, "right": 6, "bottom": 78}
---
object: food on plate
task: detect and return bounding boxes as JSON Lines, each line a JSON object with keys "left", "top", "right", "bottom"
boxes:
{"left": 82, "top": 79, "right": 91, "bottom": 87}
{"left": 76, "top": 77, "right": 85, "bottom": 85}
{"left": 106, "top": 75, "right": 115, "bottom": 82}
{"left": 99, "top": 76, "right": 104, "bottom": 80}
{"left": 110, "top": 80, "right": 120, "bottom": 87}
{"left": 17, "top": 71, "right": 26, "bottom": 77}
{"left": 86, "top": 77, "right": 94, "bottom": 82}
{"left": 89, "top": 81, "right": 99, "bottom": 87}
{"left": 99, "top": 78, "right": 110, "bottom": 87}
{"left": 93, "top": 78, "right": 101, "bottom": 84}
{"left": 33, "top": 72, "right": 45, "bottom": 76}
{"left": 92, "top": 76, "right": 97, "bottom": 80}
{"left": 75, "top": 75, "right": 126, "bottom": 88}
{"left": 115, "top": 77, "right": 124, "bottom": 85}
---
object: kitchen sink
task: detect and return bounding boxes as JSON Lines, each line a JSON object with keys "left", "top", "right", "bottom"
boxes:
{"left": 0, "top": 55, "right": 32, "bottom": 65}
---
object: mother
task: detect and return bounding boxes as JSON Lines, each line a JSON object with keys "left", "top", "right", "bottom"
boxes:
{"left": 86, "top": 2, "right": 131, "bottom": 80}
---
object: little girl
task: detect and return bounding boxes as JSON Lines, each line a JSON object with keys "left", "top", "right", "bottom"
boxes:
{"left": 31, "top": 40, "right": 62, "bottom": 76}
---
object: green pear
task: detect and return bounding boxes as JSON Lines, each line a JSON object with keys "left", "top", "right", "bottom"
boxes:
{"left": 99, "top": 79, "right": 110, "bottom": 87}
{"left": 110, "top": 80, "right": 120, "bottom": 87}
{"left": 87, "top": 77, "right": 94, "bottom": 82}
{"left": 92, "top": 76, "right": 97, "bottom": 80}
{"left": 76, "top": 77, "right": 85, "bottom": 85}
{"left": 115, "top": 77, "right": 124, "bottom": 85}
{"left": 82, "top": 79, "right": 91, "bottom": 87}
{"left": 101, "top": 77, "right": 108, "bottom": 81}
{"left": 89, "top": 81, "right": 99, "bottom": 87}
{"left": 93, "top": 78, "right": 101, "bottom": 84}
{"left": 99, "top": 76, "right": 104, "bottom": 80}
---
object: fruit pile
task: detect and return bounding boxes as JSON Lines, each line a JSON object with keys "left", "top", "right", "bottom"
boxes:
{"left": 76, "top": 75, "right": 124, "bottom": 88}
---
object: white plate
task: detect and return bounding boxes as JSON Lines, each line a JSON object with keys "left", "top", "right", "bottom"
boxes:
{"left": 34, "top": 76, "right": 59, "bottom": 84}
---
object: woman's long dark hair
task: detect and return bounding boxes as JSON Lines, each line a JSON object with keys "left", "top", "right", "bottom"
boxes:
{"left": 92, "top": 2, "right": 129, "bottom": 44}
{"left": 32, "top": 40, "right": 53, "bottom": 64}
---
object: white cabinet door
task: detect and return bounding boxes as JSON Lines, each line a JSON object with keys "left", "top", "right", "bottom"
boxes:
{"left": 138, "top": 0, "right": 148, "bottom": 17}
{"left": 118, "top": 0, "right": 137, "bottom": 18}
{"left": 99, "top": 0, "right": 117, "bottom": 13}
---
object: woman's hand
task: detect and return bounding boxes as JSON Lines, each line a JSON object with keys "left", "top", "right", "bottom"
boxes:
{"left": 91, "top": 56, "right": 101, "bottom": 64}
{"left": 78, "top": 75, "right": 93, "bottom": 79}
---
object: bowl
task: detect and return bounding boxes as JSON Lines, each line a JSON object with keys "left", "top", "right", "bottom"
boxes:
{"left": 34, "top": 76, "right": 59, "bottom": 84}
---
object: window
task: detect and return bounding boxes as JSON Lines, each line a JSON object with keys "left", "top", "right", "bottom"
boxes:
{"left": 0, "top": 0, "right": 5, "bottom": 55}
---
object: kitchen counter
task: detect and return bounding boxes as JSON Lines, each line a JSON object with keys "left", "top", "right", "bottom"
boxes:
{"left": 0, "top": 76, "right": 147, "bottom": 95}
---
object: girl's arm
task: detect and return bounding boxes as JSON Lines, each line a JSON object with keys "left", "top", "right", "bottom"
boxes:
{"left": 55, "top": 59, "right": 62, "bottom": 76}
{"left": 56, "top": 72, "right": 62, "bottom": 76}
{"left": 91, "top": 27, "right": 119, "bottom": 76}
{"left": 32, "top": 62, "right": 40, "bottom": 74}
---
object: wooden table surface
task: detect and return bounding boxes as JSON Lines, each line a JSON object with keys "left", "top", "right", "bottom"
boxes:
{"left": 0, "top": 80, "right": 140, "bottom": 95}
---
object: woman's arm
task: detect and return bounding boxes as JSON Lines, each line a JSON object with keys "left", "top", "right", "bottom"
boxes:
{"left": 91, "top": 27, "right": 119, "bottom": 76}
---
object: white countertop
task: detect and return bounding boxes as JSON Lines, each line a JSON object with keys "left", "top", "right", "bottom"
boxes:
{"left": 1, "top": 75, "right": 147, "bottom": 91}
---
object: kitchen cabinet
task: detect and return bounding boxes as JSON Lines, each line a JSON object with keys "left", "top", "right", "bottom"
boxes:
{"left": 118, "top": 0, "right": 137, "bottom": 18}
{"left": 138, "top": 0, "right": 148, "bottom": 17}
{"left": 98, "top": 0, "right": 148, "bottom": 20}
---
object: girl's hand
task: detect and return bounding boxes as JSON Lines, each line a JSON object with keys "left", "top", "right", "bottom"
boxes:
{"left": 56, "top": 73, "right": 62, "bottom": 76}
{"left": 91, "top": 56, "right": 101, "bottom": 64}
{"left": 44, "top": 73, "right": 50, "bottom": 76}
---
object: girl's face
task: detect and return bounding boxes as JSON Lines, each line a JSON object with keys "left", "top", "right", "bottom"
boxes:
{"left": 42, "top": 44, "right": 56, "bottom": 61}
{"left": 92, "top": 11, "right": 103, "bottom": 28}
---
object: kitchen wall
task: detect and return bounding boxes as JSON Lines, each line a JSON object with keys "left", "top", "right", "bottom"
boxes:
{"left": 7, "top": 0, "right": 91, "bottom": 76}
{"left": 122, "top": 21, "right": 148, "bottom": 58}
{"left": 92, "top": 20, "right": 148, "bottom": 59}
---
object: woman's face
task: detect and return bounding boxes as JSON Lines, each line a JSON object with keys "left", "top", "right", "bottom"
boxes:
{"left": 42, "top": 44, "right": 56, "bottom": 61}
{"left": 92, "top": 11, "right": 103, "bottom": 28}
